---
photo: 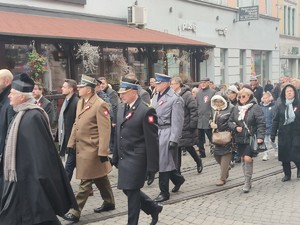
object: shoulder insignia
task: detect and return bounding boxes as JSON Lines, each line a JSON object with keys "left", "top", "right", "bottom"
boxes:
{"left": 103, "top": 109, "right": 109, "bottom": 117}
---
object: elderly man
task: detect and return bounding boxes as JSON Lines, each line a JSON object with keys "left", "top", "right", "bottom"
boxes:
{"left": 112, "top": 76, "right": 162, "bottom": 225}
{"left": 146, "top": 77, "right": 156, "bottom": 99}
{"left": 196, "top": 77, "right": 216, "bottom": 158}
{"left": 250, "top": 76, "right": 263, "bottom": 105}
{"left": 63, "top": 75, "right": 115, "bottom": 223}
{"left": 0, "top": 73, "right": 77, "bottom": 225}
{"left": 0, "top": 69, "right": 15, "bottom": 200}
{"left": 152, "top": 73, "right": 185, "bottom": 202}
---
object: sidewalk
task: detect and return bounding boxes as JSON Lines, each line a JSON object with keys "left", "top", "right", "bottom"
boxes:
{"left": 61, "top": 149, "right": 300, "bottom": 225}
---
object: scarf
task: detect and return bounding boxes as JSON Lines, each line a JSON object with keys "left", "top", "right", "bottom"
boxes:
{"left": 284, "top": 98, "right": 295, "bottom": 125}
{"left": 4, "top": 99, "right": 51, "bottom": 182}
{"left": 238, "top": 103, "right": 253, "bottom": 121}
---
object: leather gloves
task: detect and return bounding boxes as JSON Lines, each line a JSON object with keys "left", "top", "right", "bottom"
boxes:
{"left": 99, "top": 156, "right": 109, "bottom": 163}
{"left": 168, "top": 141, "right": 178, "bottom": 151}
{"left": 270, "top": 136, "right": 275, "bottom": 143}
{"left": 146, "top": 171, "right": 155, "bottom": 185}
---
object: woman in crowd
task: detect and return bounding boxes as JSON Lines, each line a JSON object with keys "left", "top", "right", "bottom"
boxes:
{"left": 170, "top": 77, "right": 203, "bottom": 174}
{"left": 210, "top": 93, "right": 234, "bottom": 186}
{"left": 271, "top": 84, "right": 300, "bottom": 182}
{"left": 260, "top": 91, "right": 278, "bottom": 160}
{"left": 228, "top": 88, "right": 265, "bottom": 193}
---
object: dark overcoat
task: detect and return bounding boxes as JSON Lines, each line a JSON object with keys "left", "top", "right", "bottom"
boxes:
{"left": 0, "top": 109, "right": 77, "bottom": 225}
{"left": 178, "top": 86, "right": 198, "bottom": 147}
{"left": 113, "top": 97, "right": 159, "bottom": 190}
{"left": 38, "top": 96, "right": 55, "bottom": 126}
{"left": 228, "top": 98, "right": 265, "bottom": 144}
{"left": 271, "top": 84, "right": 300, "bottom": 162}
{"left": 55, "top": 93, "right": 79, "bottom": 156}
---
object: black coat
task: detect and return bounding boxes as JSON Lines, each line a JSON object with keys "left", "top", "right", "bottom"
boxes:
{"left": 0, "top": 109, "right": 77, "bottom": 225}
{"left": 228, "top": 98, "right": 265, "bottom": 144}
{"left": 55, "top": 93, "right": 79, "bottom": 156}
{"left": 178, "top": 86, "right": 198, "bottom": 147}
{"left": 0, "top": 85, "right": 15, "bottom": 159}
{"left": 38, "top": 96, "right": 55, "bottom": 126}
{"left": 113, "top": 97, "right": 159, "bottom": 190}
{"left": 271, "top": 84, "right": 300, "bottom": 162}
{"left": 104, "top": 87, "right": 119, "bottom": 124}
{"left": 252, "top": 85, "right": 263, "bottom": 105}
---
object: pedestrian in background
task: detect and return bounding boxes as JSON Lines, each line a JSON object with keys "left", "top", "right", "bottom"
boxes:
{"left": 196, "top": 77, "right": 216, "bottom": 158}
{"left": 191, "top": 87, "right": 199, "bottom": 98}
{"left": 32, "top": 82, "right": 55, "bottom": 126}
{"left": 271, "top": 84, "right": 300, "bottom": 182}
{"left": 210, "top": 93, "right": 233, "bottom": 186}
{"left": 152, "top": 73, "right": 185, "bottom": 203}
{"left": 170, "top": 77, "right": 203, "bottom": 174}
{"left": 0, "top": 69, "right": 15, "bottom": 201}
{"left": 260, "top": 91, "right": 278, "bottom": 161}
{"left": 63, "top": 75, "right": 115, "bottom": 223}
{"left": 55, "top": 79, "right": 79, "bottom": 179}
{"left": 228, "top": 88, "right": 265, "bottom": 193}
{"left": 146, "top": 77, "right": 157, "bottom": 99}
{"left": 250, "top": 76, "right": 263, "bottom": 105}
{"left": 112, "top": 76, "right": 162, "bottom": 225}
{"left": 264, "top": 80, "right": 273, "bottom": 92}
{"left": 0, "top": 73, "right": 77, "bottom": 225}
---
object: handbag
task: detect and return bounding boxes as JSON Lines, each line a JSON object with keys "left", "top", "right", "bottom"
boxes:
{"left": 243, "top": 121, "right": 267, "bottom": 153}
{"left": 211, "top": 111, "right": 232, "bottom": 145}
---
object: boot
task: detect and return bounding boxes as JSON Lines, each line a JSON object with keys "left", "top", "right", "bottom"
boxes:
{"left": 282, "top": 162, "right": 291, "bottom": 182}
{"left": 242, "top": 161, "right": 253, "bottom": 193}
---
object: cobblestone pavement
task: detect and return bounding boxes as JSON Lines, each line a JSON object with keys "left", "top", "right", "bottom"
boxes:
{"left": 60, "top": 148, "right": 300, "bottom": 225}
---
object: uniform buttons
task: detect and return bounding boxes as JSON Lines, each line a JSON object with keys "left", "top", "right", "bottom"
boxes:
{"left": 120, "top": 136, "right": 123, "bottom": 139}
{"left": 120, "top": 157, "right": 123, "bottom": 160}
{"left": 121, "top": 126, "right": 124, "bottom": 129}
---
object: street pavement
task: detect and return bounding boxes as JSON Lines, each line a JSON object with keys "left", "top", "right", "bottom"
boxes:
{"left": 60, "top": 147, "right": 300, "bottom": 225}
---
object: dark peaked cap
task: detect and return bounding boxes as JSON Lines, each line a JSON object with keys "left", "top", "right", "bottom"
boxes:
{"left": 12, "top": 73, "right": 35, "bottom": 92}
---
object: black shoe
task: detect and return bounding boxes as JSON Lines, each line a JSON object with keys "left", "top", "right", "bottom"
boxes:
{"left": 154, "top": 194, "right": 169, "bottom": 202}
{"left": 199, "top": 151, "right": 206, "bottom": 158}
{"left": 94, "top": 204, "right": 115, "bottom": 213}
{"left": 150, "top": 204, "right": 163, "bottom": 225}
{"left": 147, "top": 172, "right": 155, "bottom": 185}
{"left": 63, "top": 213, "right": 79, "bottom": 223}
{"left": 171, "top": 178, "right": 185, "bottom": 193}
{"left": 297, "top": 170, "right": 300, "bottom": 178}
{"left": 281, "top": 175, "right": 291, "bottom": 182}
{"left": 197, "top": 161, "right": 203, "bottom": 174}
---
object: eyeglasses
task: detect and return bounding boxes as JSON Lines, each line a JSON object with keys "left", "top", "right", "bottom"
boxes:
{"left": 238, "top": 95, "right": 248, "bottom": 99}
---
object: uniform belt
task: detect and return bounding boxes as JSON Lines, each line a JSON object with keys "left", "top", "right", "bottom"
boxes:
{"left": 158, "top": 124, "right": 171, "bottom": 129}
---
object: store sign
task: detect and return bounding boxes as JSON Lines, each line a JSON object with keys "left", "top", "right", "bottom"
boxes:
{"left": 238, "top": 6, "right": 259, "bottom": 21}
{"left": 181, "top": 22, "right": 197, "bottom": 33}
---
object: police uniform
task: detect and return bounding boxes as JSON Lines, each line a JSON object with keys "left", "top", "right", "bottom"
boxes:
{"left": 152, "top": 73, "right": 185, "bottom": 202}
{"left": 112, "top": 77, "right": 162, "bottom": 225}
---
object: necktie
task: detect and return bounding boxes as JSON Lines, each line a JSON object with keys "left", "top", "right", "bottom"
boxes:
{"left": 124, "top": 104, "right": 130, "bottom": 117}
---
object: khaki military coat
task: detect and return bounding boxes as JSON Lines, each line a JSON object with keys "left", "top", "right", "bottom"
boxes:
{"left": 68, "top": 94, "right": 112, "bottom": 179}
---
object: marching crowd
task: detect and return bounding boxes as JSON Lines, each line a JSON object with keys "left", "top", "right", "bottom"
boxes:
{"left": 0, "top": 68, "right": 300, "bottom": 225}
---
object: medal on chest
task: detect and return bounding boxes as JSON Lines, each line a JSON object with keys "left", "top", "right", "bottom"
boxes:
{"left": 204, "top": 96, "right": 209, "bottom": 103}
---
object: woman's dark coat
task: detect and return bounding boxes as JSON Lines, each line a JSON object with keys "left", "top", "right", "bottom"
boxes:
{"left": 260, "top": 101, "right": 275, "bottom": 135}
{"left": 178, "top": 86, "right": 198, "bottom": 147}
{"left": 0, "top": 109, "right": 77, "bottom": 225}
{"left": 271, "top": 84, "right": 300, "bottom": 162}
{"left": 211, "top": 95, "right": 234, "bottom": 155}
{"left": 228, "top": 98, "right": 265, "bottom": 144}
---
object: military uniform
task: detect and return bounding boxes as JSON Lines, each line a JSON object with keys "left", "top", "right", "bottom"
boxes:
{"left": 152, "top": 74, "right": 185, "bottom": 202}
{"left": 66, "top": 82, "right": 115, "bottom": 219}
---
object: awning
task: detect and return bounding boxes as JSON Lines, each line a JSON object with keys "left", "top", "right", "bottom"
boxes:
{"left": 0, "top": 11, "right": 214, "bottom": 47}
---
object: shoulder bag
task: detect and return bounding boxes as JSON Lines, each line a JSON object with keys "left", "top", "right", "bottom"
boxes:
{"left": 211, "top": 111, "right": 232, "bottom": 145}
{"left": 243, "top": 121, "right": 267, "bottom": 153}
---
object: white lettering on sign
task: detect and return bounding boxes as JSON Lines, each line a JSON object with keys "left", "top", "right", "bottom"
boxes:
{"left": 181, "top": 23, "right": 197, "bottom": 33}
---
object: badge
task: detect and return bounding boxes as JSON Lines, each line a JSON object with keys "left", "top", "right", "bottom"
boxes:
{"left": 204, "top": 96, "right": 208, "bottom": 103}
{"left": 37, "top": 102, "right": 42, "bottom": 107}
{"left": 159, "top": 100, "right": 164, "bottom": 106}
{"left": 103, "top": 110, "right": 109, "bottom": 117}
{"left": 269, "top": 107, "right": 271, "bottom": 110}
{"left": 148, "top": 115, "right": 154, "bottom": 123}
{"left": 125, "top": 112, "right": 133, "bottom": 120}
{"left": 85, "top": 105, "right": 91, "bottom": 110}
{"left": 294, "top": 107, "right": 298, "bottom": 112}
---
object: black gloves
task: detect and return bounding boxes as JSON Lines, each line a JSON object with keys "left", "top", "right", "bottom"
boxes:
{"left": 270, "top": 136, "right": 275, "bottom": 143}
{"left": 168, "top": 141, "right": 178, "bottom": 151}
{"left": 99, "top": 156, "right": 109, "bottom": 163}
{"left": 146, "top": 171, "right": 155, "bottom": 185}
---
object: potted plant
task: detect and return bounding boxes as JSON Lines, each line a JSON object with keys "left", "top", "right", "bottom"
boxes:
{"left": 27, "top": 46, "right": 48, "bottom": 82}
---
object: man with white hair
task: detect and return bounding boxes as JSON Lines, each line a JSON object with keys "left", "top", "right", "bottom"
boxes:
{"left": 0, "top": 69, "right": 15, "bottom": 200}
{"left": 0, "top": 73, "right": 77, "bottom": 225}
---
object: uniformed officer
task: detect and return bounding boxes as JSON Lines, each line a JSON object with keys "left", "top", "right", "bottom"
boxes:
{"left": 63, "top": 75, "right": 115, "bottom": 223}
{"left": 112, "top": 76, "right": 162, "bottom": 225}
{"left": 152, "top": 73, "right": 185, "bottom": 202}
